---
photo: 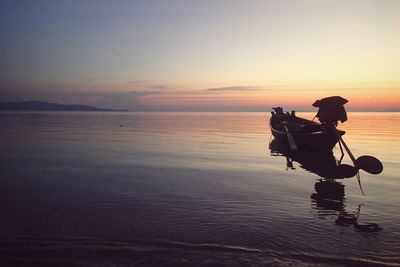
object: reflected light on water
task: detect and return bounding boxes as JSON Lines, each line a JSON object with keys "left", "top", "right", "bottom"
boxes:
{"left": 0, "top": 111, "right": 399, "bottom": 266}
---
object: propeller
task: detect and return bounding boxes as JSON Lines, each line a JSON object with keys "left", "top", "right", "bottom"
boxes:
{"left": 338, "top": 137, "right": 383, "bottom": 195}
{"left": 339, "top": 138, "right": 383, "bottom": 175}
{"left": 355, "top": 155, "right": 383, "bottom": 175}
{"left": 336, "top": 164, "right": 358, "bottom": 178}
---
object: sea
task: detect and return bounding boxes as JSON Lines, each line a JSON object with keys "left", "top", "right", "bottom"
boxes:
{"left": 0, "top": 111, "right": 399, "bottom": 266}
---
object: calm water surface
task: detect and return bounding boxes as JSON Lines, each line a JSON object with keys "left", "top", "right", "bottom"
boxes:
{"left": 0, "top": 112, "right": 399, "bottom": 266}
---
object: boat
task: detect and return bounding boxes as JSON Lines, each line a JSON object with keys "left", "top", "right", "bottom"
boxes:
{"left": 269, "top": 96, "right": 348, "bottom": 151}
{"left": 269, "top": 110, "right": 345, "bottom": 151}
{"left": 269, "top": 96, "right": 384, "bottom": 195}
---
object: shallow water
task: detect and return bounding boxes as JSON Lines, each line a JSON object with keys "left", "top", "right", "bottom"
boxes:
{"left": 0, "top": 111, "right": 399, "bottom": 266}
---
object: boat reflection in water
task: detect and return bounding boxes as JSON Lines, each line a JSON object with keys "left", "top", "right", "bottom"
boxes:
{"left": 269, "top": 138, "right": 382, "bottom": 232}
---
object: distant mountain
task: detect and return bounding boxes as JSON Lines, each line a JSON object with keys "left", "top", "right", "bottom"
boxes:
{"left": 0, "top": 101, "right": 126, "bottom": 111}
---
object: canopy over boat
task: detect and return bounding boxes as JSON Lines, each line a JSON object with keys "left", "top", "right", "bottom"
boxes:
{"left": 312, "top": 96, "right": 348, "bottom": 107}
{"left": 312, "top": 96, "right": 348, "bottom": 125}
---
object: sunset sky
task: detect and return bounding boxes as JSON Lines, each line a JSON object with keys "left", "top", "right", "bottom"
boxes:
{"left": 1, "top": 0, "right": 399, "bottom": 111}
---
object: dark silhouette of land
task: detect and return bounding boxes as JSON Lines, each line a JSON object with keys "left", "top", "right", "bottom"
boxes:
{"left": 0, "top": 101, "right": 126, "bottom": 111}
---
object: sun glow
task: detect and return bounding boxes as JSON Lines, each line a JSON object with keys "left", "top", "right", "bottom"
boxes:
{"left": 1, "top": 0, "right": 399, "bottom": 111}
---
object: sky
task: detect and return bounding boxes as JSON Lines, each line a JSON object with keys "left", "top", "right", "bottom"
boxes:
{"left": 1, "top": 0, "right": 399, "bottom": 111}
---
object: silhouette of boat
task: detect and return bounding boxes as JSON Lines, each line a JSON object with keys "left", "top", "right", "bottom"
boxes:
{"left": 269, "top": 97, "right": 383, "bottom": 186}
{"left": 269, "top": 109, "right": 345, "bottom": 151}
{"left": 269, "top": 96, "right": 350, "bottom": 151}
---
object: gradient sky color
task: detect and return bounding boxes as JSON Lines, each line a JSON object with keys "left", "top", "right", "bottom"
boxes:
{"left": 1, "top": 0, "right": 399, "bottom": 111}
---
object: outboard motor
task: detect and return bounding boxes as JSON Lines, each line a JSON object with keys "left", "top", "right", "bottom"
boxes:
{"left": 313, "top": 96, "right": 348, "bottom": 126}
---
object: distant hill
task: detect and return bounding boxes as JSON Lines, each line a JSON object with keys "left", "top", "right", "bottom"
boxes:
{"left": 0, "top": 101, "right": 126, "bottom": 111}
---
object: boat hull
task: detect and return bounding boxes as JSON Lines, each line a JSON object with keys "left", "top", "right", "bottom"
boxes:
{"left": 269, "top": 114, "right": 344, "bottom": 151}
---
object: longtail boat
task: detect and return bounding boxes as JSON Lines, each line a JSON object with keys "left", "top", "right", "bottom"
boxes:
{"left": 269, "top": 96, "right": 348, "bottom": 151}
{"left": 269, "top": 110, "right": 345, "bottom": 151}
{"left": 269, "top": 96, "right": 383, "bottom": 195}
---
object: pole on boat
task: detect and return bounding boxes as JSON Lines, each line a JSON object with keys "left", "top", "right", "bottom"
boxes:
{"left": 283, "top": 125, "right": 298, "bottom": 151}
{"left": 338, "top": 138, "right": 365, "bottom": 195}
{"left": 339, "top": 137, "right": 356, "bottom": 162}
